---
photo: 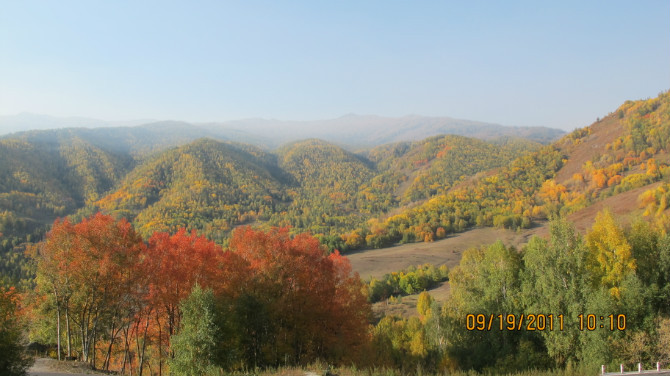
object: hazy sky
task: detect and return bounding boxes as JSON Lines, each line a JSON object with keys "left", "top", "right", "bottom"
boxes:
{"left": 1, "top": 1, "right": 668, "bottom": 131}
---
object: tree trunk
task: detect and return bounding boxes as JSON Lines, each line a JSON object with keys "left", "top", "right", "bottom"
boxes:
{"left": 92, "top": 326, "right": 97, "bottom": 369}
{"left": 157, "top": 314, "right": 162, "bottom": 376}
{"left": 121, "top": 326, "right": 130, "bottom": 375}
{"left": 90, "top": 306, "right": 101, "bottom": 368}
{"left": 65, "top": 301, "right": 72, "bottom": 358}
{"left": 81, "top": 323, "right": 87, "bottom": 362}
{"left": 127, "top": 330, "right": 134, "bottom": 376}
{"left": 104, "top": 322, "right": 119, "bottom": 371}
{"left": 55, "top": 296, "right": 61, "bottom": 361}
{"left": 136, "top": 317, "right": 150, "bottom": 376}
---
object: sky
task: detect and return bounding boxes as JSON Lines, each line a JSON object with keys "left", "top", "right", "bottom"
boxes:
{"left": 0, "top": 1, "right": 668, "bottom": 131}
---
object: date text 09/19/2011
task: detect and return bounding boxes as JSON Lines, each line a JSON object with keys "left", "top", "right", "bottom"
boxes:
{"left": 465, "top": 313, "right": 627, "bottom": 332}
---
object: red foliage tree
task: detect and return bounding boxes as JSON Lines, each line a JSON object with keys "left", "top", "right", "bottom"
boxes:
{"left": 32, "top": 217, "right": 371, "bottom": 373}
{"left": 144, "top": 229, "right": 227, "bottom": 373}
{"left": 31, "top": 213, "right": 145, "bottom": 366}
{"left": 227, "top": 226, "right": 370, "bottom": 366}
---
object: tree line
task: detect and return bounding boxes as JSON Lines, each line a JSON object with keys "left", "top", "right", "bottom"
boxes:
{"left": 22, "top": 212, "right": 369, "bottom": 375}
{"left": 369, "top": 211, "right": 670, "bottom": 374}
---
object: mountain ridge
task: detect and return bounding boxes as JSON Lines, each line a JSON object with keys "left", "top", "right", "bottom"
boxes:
{"left": 1, "top": 113, "right": 565, "bottom": 150}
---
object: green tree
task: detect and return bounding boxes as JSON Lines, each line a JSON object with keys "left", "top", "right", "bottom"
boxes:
{"left": 168, "top": 284, "right": 221, "bottom": 376}
{"left": 578, "top": 287, "right": 616, "bottom": 368}
{"left": 626, "top": 220, "right": 661, "bottom": 286}
{"left": 521, "top": 219, "right": 591, "bottom": 366}
{"left": 450, "top": 241, "right": 521, "bottom": 315}
{"left": 447, "top": 241, "right": 524, "bottom": 370}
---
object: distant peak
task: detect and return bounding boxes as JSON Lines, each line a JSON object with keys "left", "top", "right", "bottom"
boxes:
{"left": 339, "top": 113, "right": 360, "bottom": 119}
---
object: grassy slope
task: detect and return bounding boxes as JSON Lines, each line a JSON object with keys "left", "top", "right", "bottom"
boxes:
{"left": 357, "top": 94, "right": 670, "bottom": 318}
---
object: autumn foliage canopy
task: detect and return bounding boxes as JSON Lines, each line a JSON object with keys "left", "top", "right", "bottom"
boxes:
{"left": 29, "top": 213, "right": 370, "bottom": 374}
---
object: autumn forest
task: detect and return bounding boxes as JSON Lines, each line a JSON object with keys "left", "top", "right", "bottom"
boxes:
{"left": 1, "top": 92, "right": 670, "bottom": 375}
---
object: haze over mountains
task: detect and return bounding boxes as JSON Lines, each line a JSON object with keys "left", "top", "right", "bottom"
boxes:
{"left": 0, "top": 112, "right": 565, "bottom": 150}
{"left": 197, "top": 115, "right": 565, "bottom": 147}
{"left": 0, "top": 113, "right": 155, "bottom": 134}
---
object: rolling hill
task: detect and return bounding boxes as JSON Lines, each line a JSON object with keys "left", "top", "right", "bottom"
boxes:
{"left": 0, "top": 92, "right": 667, "bottom": 287}
{"left": 4, "top": 121, "right": 226, "bottom": 157}
{"left": 353, "top": 92, "right": 670, "bottom": 251}
{"left": 0, "top": 135, "right": 133, "bottom": 284}
{"left": 86, "top": 135, "right": 532, "bottom": 244}
{"left": 91, "top": 139, "right": 288, "bottom": 240}
{"left": 366, "top": 135, "right": 541, "bottom": 203}
{"left": 0, "top": 129, "right": 535, "bottom": 269}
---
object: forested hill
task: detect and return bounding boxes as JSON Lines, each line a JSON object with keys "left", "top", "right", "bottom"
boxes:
{"left": 0, "top": 135, "right": 133, "bottom": 284}
{"left": 90, "top": 139, "right": 288, "bottom": 240}
{"left": 0, "top": 130, "right": 539, "bottom": 285}
{"left": 348, "top": 92, "right": 670, "bottom": 249}
{"left": 1, "top": 92, "right": 668, "bottom": 287}
{"left": 272, "top": 139, "right": 378, "bottom": 232}
{"left": 367, "top": 135, "right": 541, "bottom": 203}
{"left": 3, "top": 121, "right": 227, "bottom": 157}
{"left": 87, "top": 136, "right": 533, "bottom": 243}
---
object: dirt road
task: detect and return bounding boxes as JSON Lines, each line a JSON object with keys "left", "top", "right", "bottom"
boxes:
{"left": 29, "top": 358, "right": 107, "bottom": 376}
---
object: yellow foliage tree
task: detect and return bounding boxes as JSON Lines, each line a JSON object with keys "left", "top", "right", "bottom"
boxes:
{"left": 585, "top": 210, "right": 636, "bottom": 298}
{"left": 417, "top": 291, "right": 434, "bottom": 322}
{"left": 639, "top": 183, "right": 670, "bottom": 217}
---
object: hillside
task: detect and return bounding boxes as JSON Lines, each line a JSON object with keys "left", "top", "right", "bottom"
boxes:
{"left": 0, "top": 112, "right": 153, "bottom": 135}
{"left": 0, "top": 130, "right": 530, "bottom": 284}
{"left": 366, "top": 135, "right": 541, "bottom": 203}
{"left": 81, "top": 135, "right": 525, "bottom": 248}
{"left": 91, "top": 139, "right": 288, "bottom": 240}
{"left": 347, "top": 92, "right": 670, "bottom": 252}
{"left": 0, "top": 135, "right": 132, "bottom": 284}
{"left": 272, "top": 139, "right": 378, "bottom": 232}
{"left": 4, "top": 121, "right": 226, "bottom": 158}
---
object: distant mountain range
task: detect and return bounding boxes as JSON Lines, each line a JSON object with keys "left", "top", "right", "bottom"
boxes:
{"left": 0, "top": 113, "right": 565, "bottom": 150}
{"left": 0, "top": 112, "right": 155, "bottom": 134}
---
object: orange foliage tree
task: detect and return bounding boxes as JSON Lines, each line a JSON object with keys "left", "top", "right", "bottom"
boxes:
{"left": 226, "top": 226, "right": 370, "bottom": 367}
{"left": 31, "top": 215, "right": 372, "bottom": 374}
{"left": 31, "top": 213, "right": 145, "bottom": 366}
{"left": 143, "top": 228, "right": 229, "bottom": 374}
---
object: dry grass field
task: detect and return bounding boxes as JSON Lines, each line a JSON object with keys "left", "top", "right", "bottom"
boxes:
{"left": 348, "top": 226, "right": 535, "bottom": 318}
{"left": 348, "top": 226, "right": 535, "bottom": 280}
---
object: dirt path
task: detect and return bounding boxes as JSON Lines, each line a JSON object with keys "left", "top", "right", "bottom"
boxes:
{"left": 29, "top": 358, "right": 107, "bottom": 376}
